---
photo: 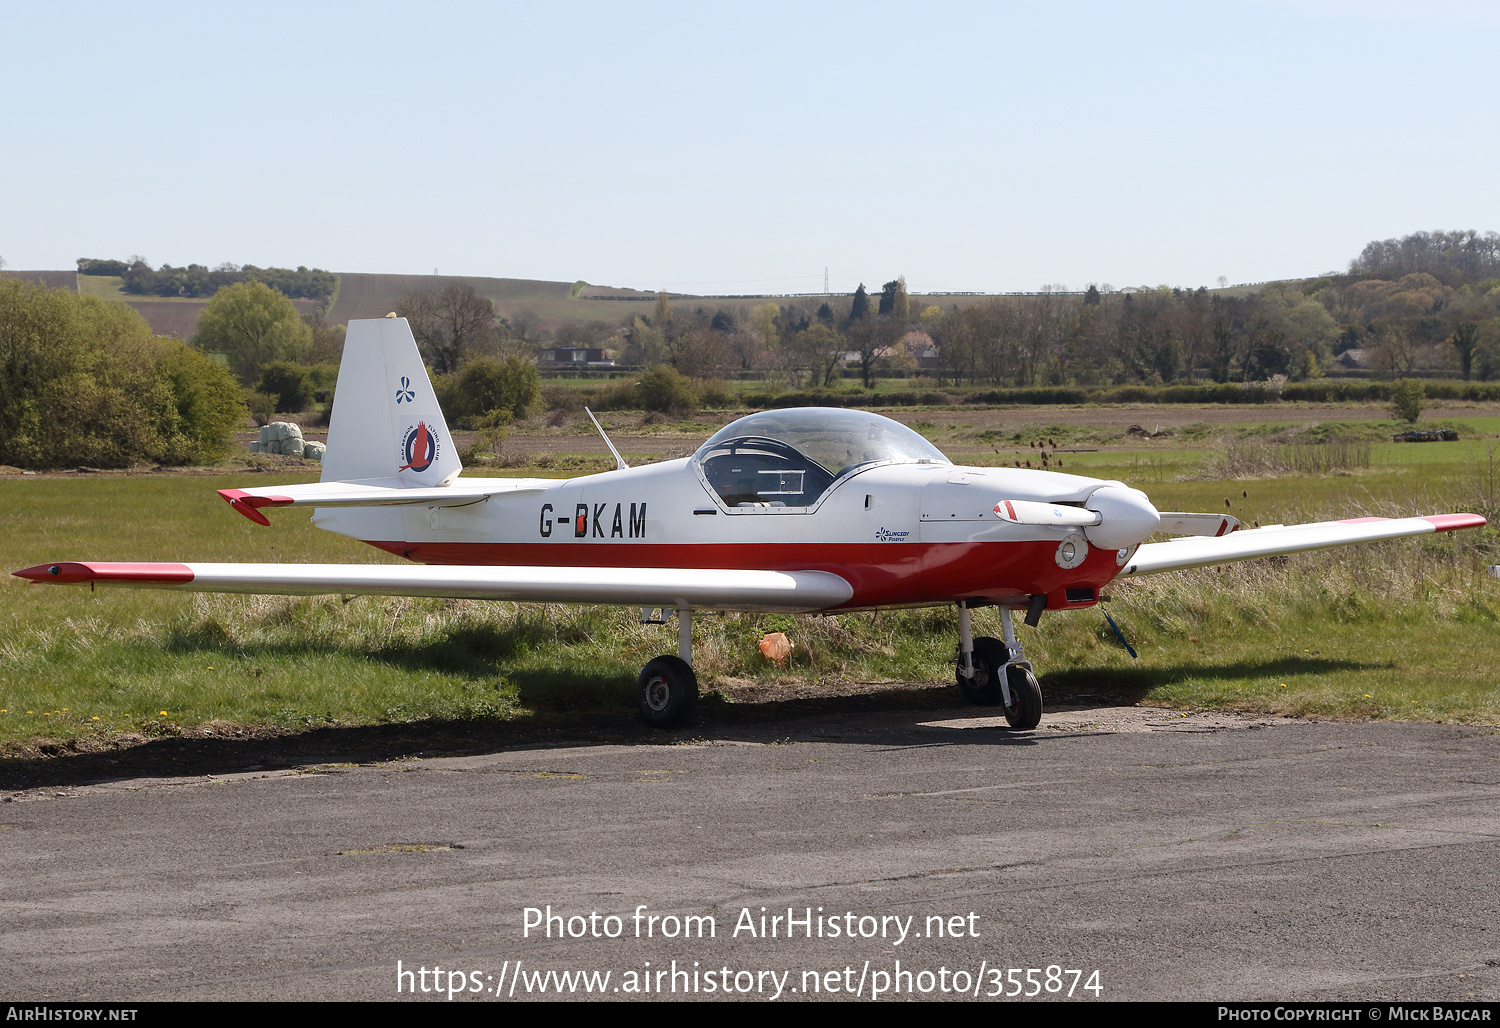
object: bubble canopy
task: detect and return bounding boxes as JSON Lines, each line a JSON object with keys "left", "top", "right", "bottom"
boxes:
{"left": 693, "top": 407, "right": 950, "bottom": 509}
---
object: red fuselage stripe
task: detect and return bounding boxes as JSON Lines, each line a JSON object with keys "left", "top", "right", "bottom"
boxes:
{"left": 365, "top": 539, "right": 1119, "bottom": 608}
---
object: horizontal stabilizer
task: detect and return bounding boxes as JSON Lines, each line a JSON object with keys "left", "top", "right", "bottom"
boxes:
{"left": 1120, "top": 513, "right": 1485, "bottom": 576}
{"left": 13, "top": 562, "right": 855, "bottom": 613}
{"left": 218, "top": 477, "right": 549, "bottom": 525}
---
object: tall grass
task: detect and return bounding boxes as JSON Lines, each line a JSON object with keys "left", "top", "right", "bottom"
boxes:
{"left": 1199, "top": 438, "right": 1372, "bottom": 478}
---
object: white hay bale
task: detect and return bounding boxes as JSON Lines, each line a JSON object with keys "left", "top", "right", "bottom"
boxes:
{"left": 262, "top": 421, "right": 303, "bottom": 444}
{"left": 277, "top": 437, "right": 305, "bottom": 457}
{"left": 302, "top": 441, "right": 326, "bottom": 461}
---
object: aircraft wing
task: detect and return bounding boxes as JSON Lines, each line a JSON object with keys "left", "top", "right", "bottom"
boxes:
{"left": 217, "top": 477, "right": 548, "bottom": 525}
{"left": 12, "top": 562, "right": 854, "bottom": 613}
{"left": 1118, "top": 513, "right": 1485, "bottom": 577}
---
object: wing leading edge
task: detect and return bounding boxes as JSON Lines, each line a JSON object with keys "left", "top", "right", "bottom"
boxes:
{"left": 12, "top": 562, "right": 854, "bottom": 613}
{"left": 1119, "top": 513, "right": 1485, "bottom": 577}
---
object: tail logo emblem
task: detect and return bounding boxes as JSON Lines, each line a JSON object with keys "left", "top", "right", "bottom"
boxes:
{"left": 399, "top": 421, "right": 439, "bottom": 473}
{"left": 395, "top": 376, "right": 416, "bottom": 404}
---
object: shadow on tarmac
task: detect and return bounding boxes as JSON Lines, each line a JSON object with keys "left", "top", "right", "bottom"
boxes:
{"left": 0, "top": 655, "right": 1377, "bottom": 794}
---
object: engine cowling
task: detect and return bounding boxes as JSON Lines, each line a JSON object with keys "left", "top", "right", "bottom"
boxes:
{"left": 1084, "top": 485, "right": 1161, "bottom": 550}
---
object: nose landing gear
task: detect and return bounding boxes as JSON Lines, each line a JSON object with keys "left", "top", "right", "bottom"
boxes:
{"left": 955, "top": 601, "right": 1043, "bottom": 730}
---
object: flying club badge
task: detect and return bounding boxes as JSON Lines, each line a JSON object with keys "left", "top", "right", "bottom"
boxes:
{"left": 398, "top": 420, "right": 440, "bottom": 473}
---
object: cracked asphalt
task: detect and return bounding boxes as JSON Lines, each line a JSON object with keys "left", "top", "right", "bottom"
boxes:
{"left": 2, "top": 706, "right": 1498, "bottom": 1002}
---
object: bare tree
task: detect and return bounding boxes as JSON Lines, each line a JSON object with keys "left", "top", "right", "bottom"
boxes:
{"left": 397, "top": 280, "right": 497, "bottom": 374}
{"left": 846, "top": 316, "right": 905, "bottom": 389}
{"left": 508, "top": 308, "right": 543, "bottom": 346}
{"left": 553, "top": 320, "right": 612, "bottom": 348}
{"left": 1170, "top": 287, "right": 1213, "bottom": 383}
{"left": 787, "top": 324, "right": 844, "bottom": 387}
{"left": 1448, "top": 299, "right": 1488, "bottom": 380}
{"left": 1375, "top": 321, "right": 1418, "bottom": 377}
{"left": 669, "top": 325, "right": 735, "bottom": 379}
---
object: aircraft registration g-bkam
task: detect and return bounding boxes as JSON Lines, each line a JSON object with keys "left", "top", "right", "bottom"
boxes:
{"left": 15, "top": 317, "right": 1488, "bottom": 729}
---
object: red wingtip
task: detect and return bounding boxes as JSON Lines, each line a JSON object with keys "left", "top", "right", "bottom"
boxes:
{"left": 218, "top": 488, "right": 293, "bottom": 526}
{"left": 1423, "top": 513, "right": 1488, "bottom": 532}
{"left": 13, "top": 562, "right": 195, "bottom": 585}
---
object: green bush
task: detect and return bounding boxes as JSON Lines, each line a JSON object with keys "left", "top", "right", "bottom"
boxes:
{"left": 541, "top": 383, "right": 584, "bottom": 413}
{"left": 1391, "top": 379, "right": 1425, "bottom": 423}
{"left": 437, "top": 356, "right": 541, "bottom": 428}
{"left": 155, "top": 346, "right": 249, "bottom": 464}
{"left": 257, "top": 361, "right": 315, "bottom": 412}
{"left": 0, "top": 278, "right": 247, "bottom": 468}
{"left": 695, "top": 378, "right": 736, "bottom": 408}
{"left": 587, "top": 378, "right": 640, "bottom": 411}
{"left": 636, "top": 364, "right": 699, "bottom": 414}
{"left": 244, "top": 390, "right": 277, "bottom": 426}
{"left": 307, "top": 363, "right": 339, "bottom": 404}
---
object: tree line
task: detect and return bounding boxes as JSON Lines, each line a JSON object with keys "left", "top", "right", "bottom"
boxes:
{"left": 10, "top": 228, "right": 1495, "bottom": 469}
{"left": 77, "top": 257, "right": 335, "bottom": 301}
{"left": 603, "top": 233, "right": 1500, "bottom": 388}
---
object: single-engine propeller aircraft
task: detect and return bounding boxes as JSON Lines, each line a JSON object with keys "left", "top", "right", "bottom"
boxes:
{"left": 16, "top": 318, "right": 1487, "bottom": 729}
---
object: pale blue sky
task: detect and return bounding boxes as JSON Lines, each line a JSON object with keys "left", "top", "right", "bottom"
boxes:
{"left": 2, "top": 0, "right": 1496, "bottom": 294}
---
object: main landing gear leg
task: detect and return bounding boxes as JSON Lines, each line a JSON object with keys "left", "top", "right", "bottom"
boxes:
{"left": 637, "top": 607, "right": 699, "bottom": 729}
{"left": 955, "top": 601, "right": 1005, "bottom": 708}
{"left": 956, "top": 602, "right": 975, "bottom": 683}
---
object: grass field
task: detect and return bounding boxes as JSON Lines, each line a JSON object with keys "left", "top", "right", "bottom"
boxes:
{"left": 2, "top": 411, "right": 1497, "bottom": 759}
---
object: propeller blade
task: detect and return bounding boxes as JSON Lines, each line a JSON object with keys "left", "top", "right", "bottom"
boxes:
{"left": 993, "top": 499, "right": 1102, "bottom": 527}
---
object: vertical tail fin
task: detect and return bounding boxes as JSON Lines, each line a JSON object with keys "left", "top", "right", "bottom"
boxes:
{"left": 321, "top": 317, "right": 462, "bottom": 486}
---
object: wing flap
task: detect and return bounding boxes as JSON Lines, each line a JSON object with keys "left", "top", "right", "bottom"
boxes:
{"left": 1120, "top": 513, "right": 1486, "bottom": 576}
{"left": 14, "top": 562, "right": 854, "bottom": 612}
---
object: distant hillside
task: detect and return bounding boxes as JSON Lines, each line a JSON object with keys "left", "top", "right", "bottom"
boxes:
{"left": 4, "top": 268, "right": 1132, "bottom": 337}
{"left": 326, "top": 273, "right": 586, "bottom": 325}
{"left": 6, "top": 270, "right": 79, "bottom": 291}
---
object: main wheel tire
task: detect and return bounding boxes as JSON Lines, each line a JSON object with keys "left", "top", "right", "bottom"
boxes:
{"left": 1003, "top": 664, "right": 1043, "bottom": 730}
{"left": 637, "top": 655, "right": 698, "bottom": 729}
{"left": 957, "top": 636, "right": 1008, "bottom": 705}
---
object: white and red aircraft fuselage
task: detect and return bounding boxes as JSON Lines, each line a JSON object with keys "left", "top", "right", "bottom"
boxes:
{"left": 16, "top": 318, "right": 1486, "bottom": 728}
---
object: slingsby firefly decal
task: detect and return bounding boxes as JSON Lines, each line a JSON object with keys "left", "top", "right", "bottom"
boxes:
{"left": 875, "top": 527, "right": 910, "bottom": 541}
{"left": 399, "top": 421, "right": 439, "bottom": 472}
{"left": 538, "top": 503, "right": 648, "bottom": 538}
{"left": 395, "top": 376, "right": 416, "bottom": 404}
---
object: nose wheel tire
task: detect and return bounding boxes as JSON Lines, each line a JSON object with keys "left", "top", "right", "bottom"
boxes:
{"left": 637, "top": 655, "right": 698, "bottom": 729}
{"left": 956, "top": 636, "right": 1007, "bottom": 705}
{"left": 1003, "top": 664, "right": 1043, "bottom": 730}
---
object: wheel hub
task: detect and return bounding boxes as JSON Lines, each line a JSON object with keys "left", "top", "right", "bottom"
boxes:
{"left": 644, "top": 677, "right": 671, "bottom": 712}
